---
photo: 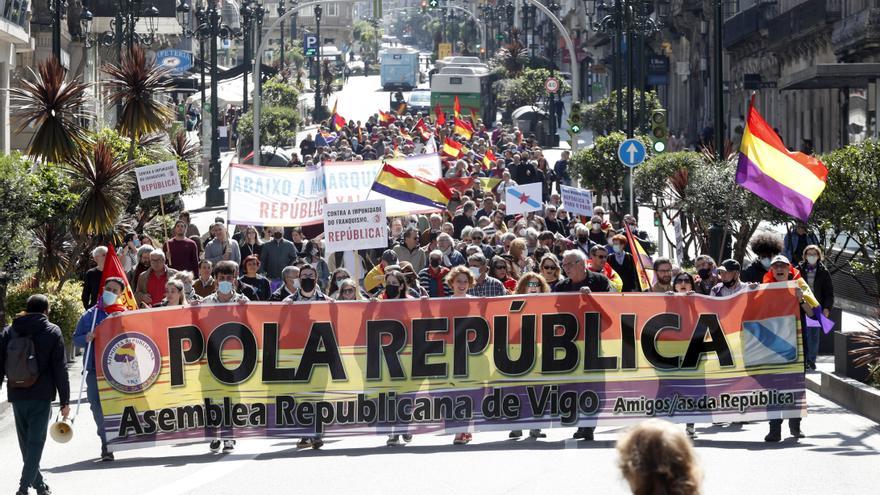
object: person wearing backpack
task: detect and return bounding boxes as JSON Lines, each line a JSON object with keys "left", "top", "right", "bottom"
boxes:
{"left": 0, "top": 294, "right": 70, "bottom": 495}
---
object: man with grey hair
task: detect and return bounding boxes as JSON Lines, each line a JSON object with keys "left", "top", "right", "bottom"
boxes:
{"left": 418, "top": 250, "right": 452, "bottom": 297}
{"left": 437, "top": 233, "right": 466, "bottom": 267}
{"left": 554, "top": 249, "right": 611, "bottom": 442}
{"left": 269, "top": 266, "right": 300, "bottom": 301}
{"left": 469, "top": 227, "right": 495, "bottom": 259}
{"left": 81, "top": 245, "right": 108, "bottom": 309}
{"left": 135, "top": 249, "right": 178, "bottom": 308}
{"left": 467, "top": 253, "right": 507, "bottom": 297}
{"left": 420, "top": 213, "right": 444, "bottom": 246}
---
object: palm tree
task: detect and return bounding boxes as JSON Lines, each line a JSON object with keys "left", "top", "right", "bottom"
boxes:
{"left": 168, "top": 129, "right": 199, "bottom": 183}
{"left": 9, "top": 56, "right": 91, "bottom": 163}
{"left": 64, "top": 140, "right": 135, "bottom": 237}
{"left": 103, "top": 45, "right": 174, "bottom": 159}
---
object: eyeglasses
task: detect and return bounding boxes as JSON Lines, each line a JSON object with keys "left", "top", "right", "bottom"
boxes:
{"left": 527, "top": 281, "right": 541, "bottom": 287}
{"left": 494, "top": 265, "right": 507, "bottom": 270}
{"left": 300, "top": 274, "right": 316, "bottom": 279}
{"left": 542, "top": 265, "right": 558, "bottom": 270}
{"left": 342, "top": 288, "right": 356, "bottom": 294}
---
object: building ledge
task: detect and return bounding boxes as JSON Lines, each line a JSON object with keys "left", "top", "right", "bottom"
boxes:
{"left": 780, "top": 62, "right": 880, "bottom": 90}
{"left": 0, "top": 16, "right": 30, "bottom": 46}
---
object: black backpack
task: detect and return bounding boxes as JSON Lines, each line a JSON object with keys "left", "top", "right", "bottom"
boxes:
{"left": 5, "top": 328, "right": 40, "bottom": 388}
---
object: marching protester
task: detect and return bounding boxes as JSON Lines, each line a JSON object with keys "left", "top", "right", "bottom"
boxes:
{"left": 554, "top": 250, "right": 611, "bottom": 441}
{"left": 81, "top": 246, "right": 107, "bottom": 309}
{"left": 204, "top": 224, "right": 241, "bottom": 267}
{"left": 763, "top": 255, "right": 814, "bottom": 442}
{"left": 608, "top": 234, "right": 638, "bottom": 292}
{"left": 260, "top": 228, "right": 299, "bottom": 284}
{"left": 164, "top": 220, "right": 200, "bottom": 274}
{"left": 419, "top": 250, "right": 452, "bottom": 297}
{"left": 741, "top": 232, "right": 783, "bottom": 283}
{"left": 283, "top": 265, "right": 327, "bottom": 303}
{"left": 239, "top": 255, "right": 271, "bottom": 301}
{"left": 270, "top": 265, "right": 301, "bottom": 301}
{"left": 193, "top": 260, "right": 216, "bottom": 297}
{"left": 1, "top": 295, "right": 71, "bottom": 495}
{"left": 159, "top": 279, "right": 188, "bottom": 307}
{"left": 73, "top": 277, "right": 129, "bottom": 460}
{"left": 135, "top": 249, "right": 178, "bottom": 308}
{"left": 797, "top": 245, "right": 835, "bottom": 370}
{"left": 783, "top": 223, "right": 819, "bottom": 266}
{"left": 693, "top": 255, "right": 720, "bottom": 295}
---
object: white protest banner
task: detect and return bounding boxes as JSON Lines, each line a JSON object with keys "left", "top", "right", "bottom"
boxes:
{"left": 323, "top": 199, "right": 387, "bottom": 253}
{"left": 227, "top": 164, "right": 325, "bottom": 226}
{"left": 324, "top": 154, "right": 442, "bottom": 216}
{"left": 135, "top": 161, "right": 182, "bottom": 199}
{"left": 560, "top": 185, "right": 594, "bottom": 217}
{"left": 505, "top": 182, "right": 544, "bottom": 215}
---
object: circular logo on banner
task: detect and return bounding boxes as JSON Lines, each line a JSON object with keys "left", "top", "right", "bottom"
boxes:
{"left": 545, "top": 77, "right": 560, "bottom": 94}
{"left": 102, "top": 333, "right": 161, "bottom": 394}
{"left": 161, "top": 56, "right": 183, "bottom": 69}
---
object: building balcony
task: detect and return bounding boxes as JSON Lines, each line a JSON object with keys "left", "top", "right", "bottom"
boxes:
{"left": 832, "top": 8, "right": 880, "bottom": 60}
{"left": 766, "top": 0, "right": 841, "bottom": 46}
{"left": 723, "top": 1, "right": 778, "bottom": 49}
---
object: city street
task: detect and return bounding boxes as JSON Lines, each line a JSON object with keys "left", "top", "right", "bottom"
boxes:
{"left": 1, "top": 369, "right": 877, "bottom": 494}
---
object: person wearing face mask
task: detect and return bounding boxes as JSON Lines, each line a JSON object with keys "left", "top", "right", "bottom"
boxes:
{"left": 573, "top": 224, "right": 594, "bottom": 256}
{"left": 466, "top": 253, "right": 507, "bottom": 297}
{"left": 418, "top": 250, "right": 452, "bottom": 297}
{"left": 588, "top": 215, "right": 611, "bottom": 246}
{"left": 436, "top": 233, "right": 466, "bottom": 267}
{"left": 740, "top": 232, "right": 783, "bottom": 283}
{"left": 300, "top": 240, "right": 331, "bottom": 291}
{"left": 607, "top": 234, "right": 639, "bottom": 292}
{"left": 73, "top": 277, "right": 128, "bottom": 461}
{"left": 797, "top": 245, "right": 834, "bottom": 370}
{"left": 783, "top": 223, "right": 819, "bottom": 266}
{"left": 270, "top": 266, "right": 301, "bottom": 301}
{"left": 364, "top": 250, "right": 399, "bottom": 294}
{"left": 259, "top": 228, "right": 298, "bottom": 286}
{"left": 282, "top": 265, "right": 326, "bottom": 303}
{"left": 693, "top": 255, "right": 721, "bottom": 295}
{"left": 710, "top": 259, "right": 758, "bottom": 297}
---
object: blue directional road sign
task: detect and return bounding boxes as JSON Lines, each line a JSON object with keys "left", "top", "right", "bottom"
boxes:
{"left": 304, "top": 34, "right": 318, "bottom": 57}
{"left": 617, "top": 138, "right": 647, "bottom": 168}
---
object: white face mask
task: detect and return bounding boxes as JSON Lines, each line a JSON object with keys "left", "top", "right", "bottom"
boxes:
{"left": 760, "top": 257, "right": 772, "bottom": 269}
{"left": 806, "top": 255, "right": 819, "bottom": 265}
{"left": 469, "top": 267, "right": 482, "bottom": 279}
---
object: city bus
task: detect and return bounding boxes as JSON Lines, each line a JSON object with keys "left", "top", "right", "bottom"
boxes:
{"left": 429, "top": 62, "right": 497, "bottom": 125}
{"left": 380, "top": 47, "right": 420, "bottom": 91}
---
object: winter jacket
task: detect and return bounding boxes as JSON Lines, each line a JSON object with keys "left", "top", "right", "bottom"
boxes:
{"left": 419, "top": 266, "right": 452, "bottom": 297}
{"left": 0, "top": 313, "right": 70, "bottom": 405}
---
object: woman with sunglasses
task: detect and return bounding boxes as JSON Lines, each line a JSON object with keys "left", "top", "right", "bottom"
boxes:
{"left": 327, "top": 268, "right": 353, "bottom": 298}
{"left": 333, "top": 279, "right": 362, "bottom": 301}
{"left": 537, "top": 254, "right": 562, "bottom": 290}
{"left": 489, "top": 256, "right": 517, "bottom": 292}
{"left": 671, "top": 272, "right": 698, "bottom": 439}
{"left": 507, "top": 272, "right": 551, "bottom": 439}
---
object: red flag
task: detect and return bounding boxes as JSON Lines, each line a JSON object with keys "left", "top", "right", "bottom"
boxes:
{"left": 378, "top": 110, "right": 397, "bottom": 126}
{"left": 434, "top": 103, "right": 446, "bottom": 126}
{"left": 442, "top": 137, "right": 463, "bottom": 158}
{"left": 624, "top": 223, "right": 654, "bottom": 292}
{"left": 453, "top": 95, "right": 461, "bottom": 118}
{"left": 331, "top": 100, "right": 346, "bottom": 131}
{"left": 469, "top": 107, "right": 479, "bottom": 124}
{"left": 99, "top": 245, "right": 138, "bottom": 312}
{"left": 412, "top": 118, "right": 431, "bottom": 141}
{"left": 441, "top": 177, "right": 476, "bottom": 194}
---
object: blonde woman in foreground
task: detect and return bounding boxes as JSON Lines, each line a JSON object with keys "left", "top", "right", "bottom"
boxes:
{"left": 617, "top": 419, "right": 702, "bottom": 495}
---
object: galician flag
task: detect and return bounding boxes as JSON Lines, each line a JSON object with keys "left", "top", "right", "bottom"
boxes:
{"left": 505, "top": 182, "right": 543, "bottom": 215}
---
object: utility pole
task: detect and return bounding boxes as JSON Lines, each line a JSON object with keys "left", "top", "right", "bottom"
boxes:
{"left": 314, "top": 3, "right": 323, "bottom": 121}
{"left": 713, "top": 0, "right": 724, "bottom": 160}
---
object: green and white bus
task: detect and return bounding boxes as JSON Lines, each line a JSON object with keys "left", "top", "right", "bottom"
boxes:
{"left": 429, "top": 58, "right": 497, "bottom": 125}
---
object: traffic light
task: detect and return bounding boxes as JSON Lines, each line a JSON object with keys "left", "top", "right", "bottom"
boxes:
{"left": 568, "top": 102, "right": 582, "bottom": 135}
{"left": 653, "top": 210, "right": 661, "bottom": 227}
{"left": 650, "top": 109, "right": 668, "bottom": 153}
{"left": 420, "top": 0, "right": 427, "bottom": 13}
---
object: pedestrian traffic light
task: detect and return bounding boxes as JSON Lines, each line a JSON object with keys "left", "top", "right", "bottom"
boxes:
{"left": 568, "top": 102, "right": 582, "bottom": 136}
{"left": 428, "top": 0, "right": 439, "bottom": 9}
{"left": 653, "top": 210, "right": 661, "bottom": 227}
{"left": 650, "top": 109, "right": 668, "bottom": 153}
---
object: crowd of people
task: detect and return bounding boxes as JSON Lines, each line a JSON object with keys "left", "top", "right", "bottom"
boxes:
{"left": 0, "top": 109, "right": 834, "bottom": 494}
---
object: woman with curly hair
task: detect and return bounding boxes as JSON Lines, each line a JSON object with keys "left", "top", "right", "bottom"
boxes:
{"left": 617, "top": 419, "right": 702, "bottom": 495}
{"left": 741, "top": 231, "right": 783, "bottom": 283}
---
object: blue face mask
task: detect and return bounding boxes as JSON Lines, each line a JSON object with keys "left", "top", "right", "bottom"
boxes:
{"left": 133, "top": 239, "right": 141, "bottom": 248}
{"left": 217, "top": 281, "right": 234, "bottom": 294}
{"left": 102, "top": 290, "right": 118, "bottom": 307}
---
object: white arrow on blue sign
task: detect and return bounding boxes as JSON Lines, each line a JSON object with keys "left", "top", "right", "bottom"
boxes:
{"left": 617, "top": 138, "right": 647, "bottom": 168}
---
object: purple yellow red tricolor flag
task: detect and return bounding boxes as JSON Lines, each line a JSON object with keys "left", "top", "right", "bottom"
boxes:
{"left": 736, "top": 97, "right": 828, "bottom": 221}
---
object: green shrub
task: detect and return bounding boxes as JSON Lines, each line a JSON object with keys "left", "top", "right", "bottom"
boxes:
{"left": 5, "top": 281, "right": 84, "bottom": 348}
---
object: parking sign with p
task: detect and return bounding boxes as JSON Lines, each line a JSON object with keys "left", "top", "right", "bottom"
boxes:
{"left": 304, "top": 34, "right": 318, "bottom": 57}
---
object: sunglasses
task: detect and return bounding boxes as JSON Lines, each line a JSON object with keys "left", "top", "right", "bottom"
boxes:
{"left": 494, "top": 265, "right": 507, "bottom": 269}
{"left": 542, "top": 265, "right": 558, "bottom": 270}
{"left": 527, "top": 281, "right": 541, "bottom": 287}
{"left": 342, "top": 288, "right": 356, "bottom": 294}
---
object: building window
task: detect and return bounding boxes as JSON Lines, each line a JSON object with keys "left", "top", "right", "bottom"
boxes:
{"left": 326, "top": 4, "right": 338, "bottom": 16}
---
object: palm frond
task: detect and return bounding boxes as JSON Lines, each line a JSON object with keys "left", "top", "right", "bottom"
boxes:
{"left": 168, "top": 129, "right": 200, "bottom": 164}
{"left": 850, "top": 318, "right": 880, "bottom": 370}
{"left": 103, "top": 45, "right": 175, "bottom": 141}
{"left": 9, "top": 56, "right": 91, "bottom": 163}
{"left": 31, "top": 223, "right": 74, "bottom": 282}
{"left": 63, "top": 140, "right": 136, "bottom": 236}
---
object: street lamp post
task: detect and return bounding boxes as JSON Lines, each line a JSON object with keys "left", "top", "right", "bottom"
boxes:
{"left": 278, "top": 0, "right": 286, "bottom": 70}
{"left": 240, "top": 0, "right": 254, "bottom": 113}
{"left": 50, "top": 0, "right": 62, "bottom": 61}
{"left": 178, "top": 1, "right": 234, "bottom": 207}
{"left": 176, "top": 2, "right": 208, "bottom": 114}
{"left": 313, "top": 3, "right": 323, "bottom": 122}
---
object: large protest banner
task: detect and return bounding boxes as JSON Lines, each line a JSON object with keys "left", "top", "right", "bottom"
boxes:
{"left": 324, "top": 154, "right": 442, "bottom": 216}
{"left": 94, "top": 284, "right": 805, "bottom": 449}
{"left": 227, "top": 164, "right": 326, "bottom": 226}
